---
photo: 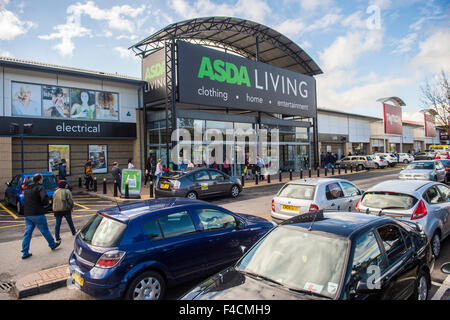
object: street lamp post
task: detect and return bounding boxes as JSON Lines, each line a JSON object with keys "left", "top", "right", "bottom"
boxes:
{"left": 10, "top": 123, "right": 33, "bottom": 173}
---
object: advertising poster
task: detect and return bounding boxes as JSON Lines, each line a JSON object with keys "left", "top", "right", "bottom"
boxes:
{"left": 424, "top": 113, "right": 436, "bottom": 138}
{"left": 42, "top": 86, "right": 70, "bottom": 118}
{"left": 11, "top": 82, "right": 42, "bottom": 117}
{"left": 96, "top": 92, "right": 119, "bottom": 120}
{"left": 383, "top": 103, "right": 403, "bottom": 135}
{"left": 121, "top": 169, "right": 142, "bottom": 198}
{"left": 88, "top": 144, "right": 107, "bottom": 173}
{"left": 48, "top": 145, "right": 70, "bottom": 175}
{"left": 70, "top": 89, "right": 96, "bottom": 119}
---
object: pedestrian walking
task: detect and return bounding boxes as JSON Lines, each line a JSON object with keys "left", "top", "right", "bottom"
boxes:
{"left": 58, "top": 159, "right": 67, "bottom": 183}
{"left": 111, "top": 162, "right": 122, "bottom": 192}
{"left": 52, "top": 180, "right": 77, "bottom": 242}
{"left": 128, "top": 158, "right": 135, "bottom": 169}
{"left": 84, "top": 159, "right": 94, "bottom": 191}
{"left": 144, "top": 157, "right": 153, "bottom": 186}
{"left": 155, "top": 159, "right": 162, "bottom": 185}
{"left": 256, "top": 155, "right": 265, "bottom": 180}
{"left": 320, "top": 152, "right": 325, "bottom": 168}
{"left": 21, "top": 174, "right": 61, "bottom": 259}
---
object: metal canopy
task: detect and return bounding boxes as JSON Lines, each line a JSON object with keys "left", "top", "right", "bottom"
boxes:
{"left": 376, "top": 97, "right": 406, "bottom": 107}
{"left": 130, "top": 16, "right": 322, "bottom": 76}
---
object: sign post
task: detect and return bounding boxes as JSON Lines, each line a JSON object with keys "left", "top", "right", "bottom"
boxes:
{"left": 121, "top": 169, "right": 142, "bottom": 199}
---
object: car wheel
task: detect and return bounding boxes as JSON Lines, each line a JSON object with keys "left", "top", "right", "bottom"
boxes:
{"left": 374, "top": 163, "right": 379, "bottom": 169}
{"left": 412, "top": 271, "right": 429, "bottom": 300}
{"left": 431, "top": 232, "right": 441, "bottom": 258}
{"left": 186, "top": 191, "right": 198, "bottom": 200}
{"left": 230, "top": 185, "right": 240, "bottom": 198}
{"left": 403, "top": 159, "right": 409, "bottom": 164}
{"left": 16, "top": 200, "right": 24, "bottom": 215}
{"left": 357, "top": 164, "right": 364, "bottom": 171}
{"left": 125, "top": 270, "right": 165, "bottom": 300}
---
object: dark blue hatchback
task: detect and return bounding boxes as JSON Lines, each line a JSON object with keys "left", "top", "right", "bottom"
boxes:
{"left": 68, "top": 198, "right": 274, "bottom": 300}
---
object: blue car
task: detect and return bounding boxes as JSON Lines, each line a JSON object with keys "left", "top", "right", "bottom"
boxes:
{"left": 4, "top": 172, "right": 58, "bottom": 215}
{"left": 68, "top": 198, "right": 274, "bottom": 300}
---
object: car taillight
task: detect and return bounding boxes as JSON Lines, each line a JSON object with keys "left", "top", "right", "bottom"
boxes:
{"left": 173, "top": 181, "right": 181, "bottom": 190}
{"left": 355, "top": 199, "right": 361, "bottom": 211}
{"left": 271, "top": 199, "right": 275, "bottom": 211}
{"left": 309, "top": 204, "right": 319, "bottom": 212}
{"left": 20, "top": 179, "right": 26, "bottom": 190}
{"left": 411, "top": 200, "right": 427, "bottom": 220}
{"left": 446, "top": 166, "right": 450, "bottom": 171}
{"left": 95, "top": 250, "right": 125, "bottom": 268}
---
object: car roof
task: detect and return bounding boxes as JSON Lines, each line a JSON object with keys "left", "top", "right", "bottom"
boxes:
{"left": 282, "top": 212, "right": 391, "bottom": 238}
{"left": 287, "top": 178, "right": 348, "bottom": 186}
{"left": 21, "top": 172, "right": 55, "bottom": 177}
{"left": 100, "top": 197, "right": 216, "bottom": 221}
{"left": 366, "top": 179, "right": 434, "bottom": 194}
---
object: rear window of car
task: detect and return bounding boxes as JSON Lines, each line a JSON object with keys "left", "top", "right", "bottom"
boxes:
{"left": 165, "top": 171, "right": 185, "bottom": 179}
{"left": 25, "top": 175, "right": 58, "bottom": 190}
{"left": 80, "top": 214, "right": 127, "bottom": 247}
{"left": 277, "top": 184, "right": 315, "bottom": 200}
{"left": 361, "top": 192, "right": 418, "bottom": 210}
{"left": 406, "top": 162, "right": 435, "bottom": 170}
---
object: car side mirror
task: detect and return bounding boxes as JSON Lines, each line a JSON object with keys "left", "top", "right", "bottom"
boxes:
{"left": 441, "top": 262, "right": 450, "bottom": 275}
{"left": 236, "top": 219, "right": 245, "bottom": 230}
{"left": 5, "top": 182, "right": 10, "bottom": 187}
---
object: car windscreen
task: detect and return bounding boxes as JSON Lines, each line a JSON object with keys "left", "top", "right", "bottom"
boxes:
{"left": 79, "top": 214, "right": 127, "bottom": 247}
{"left": 366, "top": 156, "right": 373, "bottom": 161}
{"left": 440, "top": 160, "right": 450, "bottom": 166}
{"left": 236, "top": 227, "right": 348, "bottom": 299}
{"left": 25, "top": 175, "right": 58, "bottom": 191}
{"left": 406, "top": 162, "right": 435, "bottom": 170}
{"left": 360, "top": 192, "right": 418, "bottom": 210}
{"left": 277, "top": 184, "right": 315, "bottom": 200}
{"left": 164, "top": 171, "right": 186, "bottom": 179}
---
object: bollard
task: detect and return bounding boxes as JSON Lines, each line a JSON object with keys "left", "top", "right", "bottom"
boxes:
{"left": 350, "top": 165, "right": 353, "bottom": 173}
{"left": 113, "top": 180, "right": 118, "bottom": 197}
{"left": 338, "top": 167, "right": 341, "bottom": 175}
{"left": 125, "top": 181, "right": 129, "bottom": 198}
{"left": 93, "top": 178, "right": 97, "bottom": 192}
{"left": 317, "top": 168, "right": 320, "bottom": 177}
{"left": 345, "top": 167, "right": 347, "bottom": 174}
{"left": 279, "top": 171, "right": 282, "bottom": 182}
{"left": 309, "top": 169, "right": 312, "bottom": 178}
{"left": 241, "top": 174, "right": 245, "bottom": 187}
{"left": 103, "top": 178, "right": 107, "bottom": 194}
{"left": 78, "top": 176, "right": 82, "bottom": 188}
{"left": 267, "top": 173, "right": 271, "bottom": 184}
{"left": 300, "top": 170, "right": 303, "bottom": 179}
{"left": 149, "top": 180, "right": 154, "bottom": 198}
{"left": 325, "top": 167, "right": 328, "bottom": 176}
{"left": 289, "top": 169, "right": 292, "bottom": 181}
{"left": 332, "top": 167, "right": 335, "bottom": 175}
{"left": 255, "top": 173, "right": 259, "bottom": 185}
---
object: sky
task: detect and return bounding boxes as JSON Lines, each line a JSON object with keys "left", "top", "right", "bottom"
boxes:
{"left": 0, "top": 0, "right": 448, "bottom": 122}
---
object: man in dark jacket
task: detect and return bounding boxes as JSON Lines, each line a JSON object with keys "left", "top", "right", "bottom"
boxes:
{"left": 21, "top": 174, "right": 60, "bottom": 259}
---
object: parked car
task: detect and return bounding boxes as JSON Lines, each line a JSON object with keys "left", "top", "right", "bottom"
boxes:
{"left": 68, "top": 198, "right": 274, "bottom": 300}
{"left": 374, "top": 153, "right": 398, "bottom": 167}
{"left": 399, "top": 160, "right": 446, "bottom": 182}
{"left": 271, "top": 178, "right": 363, "bottom": 223}
{"left": 356, "top": 179, "right": 450, "bottom": 257}
{"left": 155, "top": 169, "right": 242, "bottom": 200}
{"left": 439, "top": 159, "right": 450, "bottom": 184}
{"left": 4, "top": 172, "right": 58, "bottom": 215}
{"left": 398, "top": 153, "right": 415, "bottom": 164}
{"left": 335, "top": 156, "right": 376, "bottom": 170}
{"left": 369, "top": 155, "right": 389, "bottom": 169}
{"left": 181, "top": 211, "right": 434, "bottom": 300}
{"left": 414, "top": 151, "right": 437, "bottom": 160}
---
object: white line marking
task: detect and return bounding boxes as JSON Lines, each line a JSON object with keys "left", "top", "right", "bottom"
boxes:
{"left": 431, "top": 275, "right": 450, "bottom": 300}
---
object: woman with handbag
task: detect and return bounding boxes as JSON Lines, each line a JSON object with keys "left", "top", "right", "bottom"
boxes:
{"left": 52, "top": 180, "right": 77, "bottom": 242}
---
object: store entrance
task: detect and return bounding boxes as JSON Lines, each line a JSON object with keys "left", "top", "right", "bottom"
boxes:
{"left": 280, "top": 144, "right": 310, "bottom": 171}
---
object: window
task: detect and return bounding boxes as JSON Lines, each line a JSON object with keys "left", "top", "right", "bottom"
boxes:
{"left": 10, "top": 175, "right": 21, "bottom": 186}
{"left": 351, "top": 232, "right": 384, "bottom": 282}
{"left": 376, "top": 225, "right": 407, "bottom": 265}
{"left": 209, "top": 170, "right": 225, "bottom": 181}
{"left": 196, "top": 208, "right": 237, "bottom": 231}
{"left": 425, "top": 186, "right": 441, "bottom": 204}
{"left": 326, "top": 183, "right": 344, "bottom": 200}
{"left": 278, "top": 184, "right": 315, "bottom": 200}
{"left": 157, "top": 211, "right": 196, "bottom": 239}
{"left": 194, "top": 170, "right": 210, "bottom": 181}
{"left": 436, "top": 162, "right": 444, "bottom": 170}
{"left": 143, "top": 219, "right": 163, "bottom": 241}
{"left": 80, "top": 214, "right": 127, "bottom": 247}
{"left": 436, "top": 185, "right": 450, "bottom": 202}
{"left": 340, "top": 182, "right": 360, "bottom": 197}
{"left": 360, "top": 192, "right": 418, "bottom": 210}
{"left": 342, "top": 157, "right": 350, "bottom": 161}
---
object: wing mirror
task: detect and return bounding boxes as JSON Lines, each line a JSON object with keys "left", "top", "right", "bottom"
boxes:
{"left": 5, "top": 182, "right": 10, "bottom": 187}
{"left": 236, "top": 219, "right": 245, "bottom": 230}
{"left": 441, "top": 262, "right": 450, "bottom": 275}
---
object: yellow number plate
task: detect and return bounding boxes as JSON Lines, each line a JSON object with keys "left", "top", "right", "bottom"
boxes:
{"left": 282, "top": 205, "right": 299, "bottom": 212}
{"left": 72, "top": 272, "right": 84, "bottom": 287}
{"left": 160, "top": 183, "right": 170, "bottom": 189}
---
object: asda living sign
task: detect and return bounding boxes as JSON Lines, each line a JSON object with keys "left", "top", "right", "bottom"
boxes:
{"left": 177, "top": 40, "right": 317, "bottom": 117}
{"left": 142, "top": 48, "right": 166, "bottom": 103}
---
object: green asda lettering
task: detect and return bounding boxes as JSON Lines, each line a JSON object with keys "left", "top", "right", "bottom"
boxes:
{"left": 145, "top": 61, "right": 165, "bottom": 81}
{"left": 197, "top": 56, "right": 251, "bottom": 87}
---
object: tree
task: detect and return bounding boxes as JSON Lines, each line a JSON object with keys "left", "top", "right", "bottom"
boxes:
{"left": 420, "top": 70, "right": 450, "bottom": 134}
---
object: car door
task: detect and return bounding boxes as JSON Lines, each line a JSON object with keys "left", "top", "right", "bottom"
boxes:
{"left": 6, "top": 175, "right": 21, "bottom": 205}
{"left": 324, "top": 182, "right": 347, "bottom": 211}
{"left": 208, "top": 170, "right": 230, "bottom": 195}
{"left": 339, "top": 181, "right": 362, "bottom": 211}
{"left": 191, "top": 170, "right": 213, "bottom": 197}
{"left": 374, "top": 224, "right": 416, "bottom": 300}
{"left": 152, "top": 210, "right": 209, "bottom": 281}
{"left": 435, "top": 161, "right": 446, "bottom": 182}
{"left": 432, "top": 185, "right": 450, "bottom": 238}
{"left": 192, "top": 207, "right": 247, "bottom": 271}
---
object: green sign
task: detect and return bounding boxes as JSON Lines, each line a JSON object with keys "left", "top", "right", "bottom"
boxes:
{"left": 121, "top": 169, "right": 142, "bottom": 198}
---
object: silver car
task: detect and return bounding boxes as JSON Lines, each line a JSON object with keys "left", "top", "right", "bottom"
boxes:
{"left": 398, "top": 153, "right": 414, "bottom": 163}
{"left": 370, "top": 155, "right": 389, "bottom": 169}
{"left": 336, "top": 155, "right": 377, "bottom": 170}
{"left": 271, "top": 178, "right": 363, "bottom": 224}
{"left": 356, "top": 179, "right": 450, "bottom": 257}
{"left": 399, "top": 160, "right": 446, "bottom": 182}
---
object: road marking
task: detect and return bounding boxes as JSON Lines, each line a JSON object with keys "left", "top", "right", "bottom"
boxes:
{"left": 74, "top": 202, "right": 90, "bottom": 210}
{"left": 0, "top": 223, "right": 24, "bottom": 229}
{"left": 431, "top": 275, "right": 450, "bottom": 300}
{"left": 0, "top": 202, "right": 19, "bottom": 220}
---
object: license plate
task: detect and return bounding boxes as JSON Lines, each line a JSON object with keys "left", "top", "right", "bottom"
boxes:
{"left": 282, "top": 205, "right": 299, "bottom": 212}
{"left": 160, "top": 183, "right": 169, "bottom": 189}
{"left": 72, "top": 272, "right": 84, "bottom": 287}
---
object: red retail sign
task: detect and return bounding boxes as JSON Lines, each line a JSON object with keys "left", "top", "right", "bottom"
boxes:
{"left": 383, "top": 103, "right": 402, "bottom": 135}
{"left": 424, "top": 113, "right": 436, "bottom": 137}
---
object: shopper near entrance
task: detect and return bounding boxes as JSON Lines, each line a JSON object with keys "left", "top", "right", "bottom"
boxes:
{"left": 155, "top": 159, "right": 162, "bottom": 185}
{"left": 112, "top": 162, "right": 122, "bottom": 192}
{"left": 144, "top": 157, "right": 153, "bottom": 186}
{"left": 256, "top": 155, "right": 266, "bottom": 180}
{"left": 52, "top": 180, "right": 77, "bottom": 242}
{"left": 320, "top": 152, "right": 325, "bottom": 168}
{"left": 84, "top": 160, "right": 94, "bottom": 191}
{"left": 128, "top": 158, "right": 135, "bottom": 169}
{"left": 21, "top": 174, "right": 60, "bottom": 259}
{"left": 58, "top": 159, "right": 67, "bottom": 183}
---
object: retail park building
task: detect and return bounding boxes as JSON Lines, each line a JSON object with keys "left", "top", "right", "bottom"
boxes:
{"left": 0, "top": 17, "right": 446, "bottom": 195}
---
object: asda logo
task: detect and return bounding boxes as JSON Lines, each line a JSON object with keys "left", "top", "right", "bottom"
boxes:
{"left": 144, "top": 61, "right": 165, "bottom": 81}
{"left": 197, "top": 56, "right": 250, "bottom": 87}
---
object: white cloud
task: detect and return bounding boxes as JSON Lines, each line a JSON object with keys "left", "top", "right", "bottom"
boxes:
{"left": 299, "top": 0, "right": 334, "bottom": 11}
{"left": 0, "top": 0, "right": 34, "bottom": 40}
{"left": 275, "top": 11, "right": 342, "bottom": 37}
{"left": 392, "top": 32, "right": 417, "bottom": 54}
{"left": 0, "top": 48, "right": 12, "bottom": 57}
{"left": 403, "top": 110, "right": 425, "bottom": 122}
{"left": 411, "top": 28, "right": 450, "bottom": 73}
{"left": 114, "top": 46, "right": 139, "bottom": 61}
